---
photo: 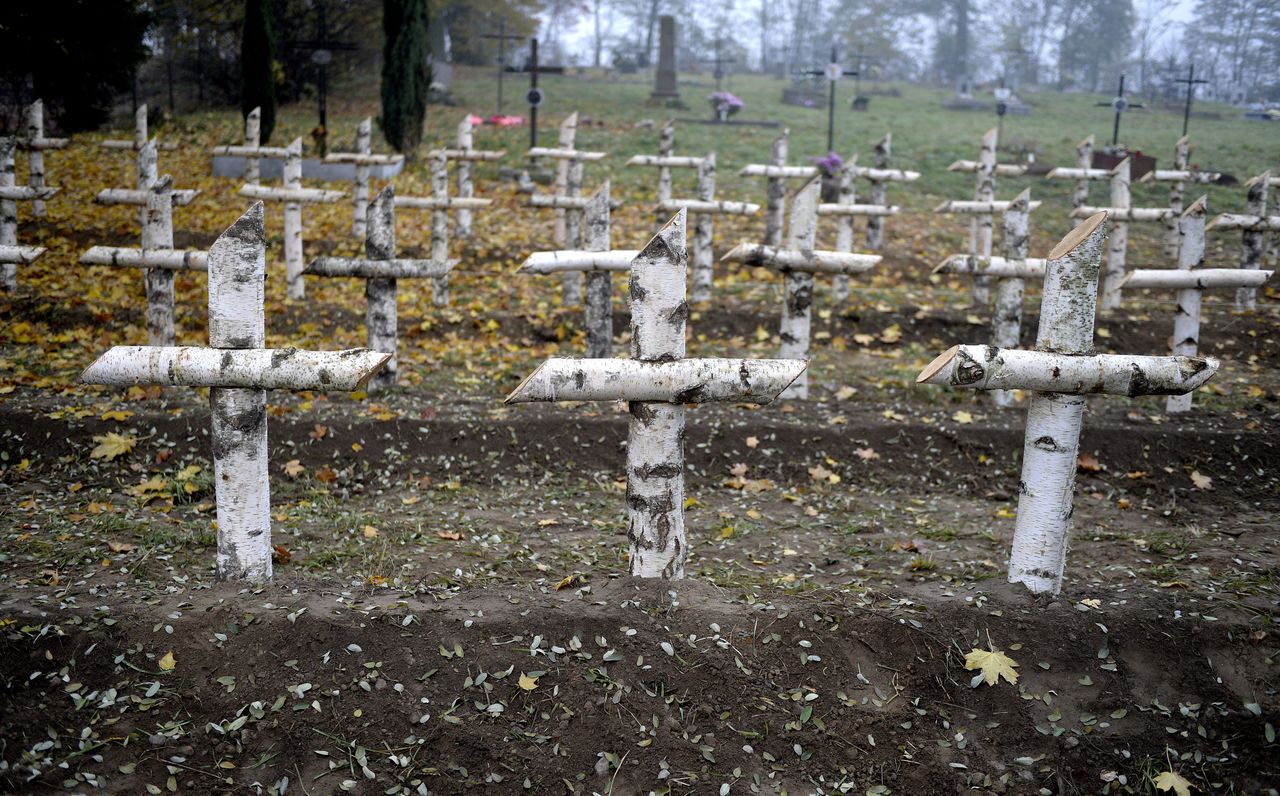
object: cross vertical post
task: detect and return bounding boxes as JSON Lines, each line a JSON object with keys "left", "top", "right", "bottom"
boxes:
{"left": 324, "top": 117, "right": 405, "bottom": 238}
{"left": 0, "top": 137, "right": 53, "bottom": 291}
{"left": 20, "top": 99, "right": 68, "bottom": 218}
{"left": 245, "top": 107, "right": 261, "bottom": 184}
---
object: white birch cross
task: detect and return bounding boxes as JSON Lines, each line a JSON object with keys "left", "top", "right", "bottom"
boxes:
{"left": 1124, "top": 197, "right": 1272, "bottom": 412}
{"left": 854, "top": 133, "right": 920, "bottom": 251}
{"left": 0, "top": 137, "right": 53, "bottom": 291}
{"left": 943, "top": 127, "right": 1028, "bottom": 305}
{"left": 658, "top": 153, "right": 761, "bottom": 303}
{"left": 1206, "top": 171, "right": 1279, "bottom": 311}
{"left": 96, "top": 138, "right": 200, "bottom": 236}
{"left": 324, "top": 117, "right": 405, "bottom": 238}
{"left": 81, "top": 203, "right": 390, "bottom": 582}
{"left": 81, "top": 176, "right": 208, "bottom": 346}
{"left": 16, "top": 99, "right": 68, "bottom": 218}
{"left": 304, "top": 186, "right": 453, "bottom": 392}
{"left": 506, "top": 209, "right": 806, "bottom": 579}
{"left": 626, "top": 121, "right": 702, "bottom": 225}
{"left": 100, "top": 105, "right": 177, "bottom": 153}
{"left": 394, "top": 151, "right": 493, "bottom": 307}
{"left": 721, "top": 178, "right": 881, "bottom": 400}
{"left": 528, "top": 112, "right": 608, "bottom": 305}
{"left": 427, "top": 115, "right": 506, "bottom": 239}
{"left": 738, "top": 129, "right": 813, "bottom": 247}
{"left": 1138, "top": 136, "right": 1221, "bottom": 259}
{"left": 817, "top": 154, "right": 901, "bottom": 303}
{"left": 934, "top": 189, "right": 1044, "bottom": 407}
{"left": 211, "top": 107, "right": 289, "bottom": 186}
{"left": 1045, "top": 135, "right": 1111, "bottom": 226}
{"left": 1071, "top": 158, "right": 1176, "bottom": 309}
{"left": 916, "top": 213, "right": 1220, "bottom": 595}
{"left": 518, "top": 182, "right": 637, "bottom": 358}
{"left": 239, "top": 137, "right": 346, "bottom": 300}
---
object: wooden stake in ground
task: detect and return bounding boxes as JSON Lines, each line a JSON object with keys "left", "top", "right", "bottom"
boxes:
{"left": 1206, "top": 172, "right": 1280, "bottom": 311}
{"left": 82, "top": 176, "right": 208, "bottom": 346}
{"left": 854, "top": 133, "right": 919, "bottom": 251}
{"left": 394, "top": 152, "right": 492, "bottom": 307}
{"left": 518, "top": 183, "right": 637, "bottom": 357}
{"left": 945, "top": 128, "right": 1028, "bottom": 305}
{"left": 211, "top": 107, "right": 290, "bottom": 186}
{"left": 722, "top": 178, "right": 881, "bottom": 399}
{"left": 0, "top": 137, "right": 53, "bottom": 291}
{"left": 507, "top": 209, "right": 805, "bottom": 579}
{"left": 917, "top": 213, "right": 1220, "bottom": 595}
{"left": 739, "top": 129, "right": 815, "bottom": 246}
{"left": 427, "top": 116, "right": 506, "bottom": 239}
{"left": 1139, "top": 136, "right": 1220, "bottom": 259}
{"left": 934, "top": 189, "right": 1042, "bottom": 407}
{"left": 625, "top": 121, "right": 702, "bottom": 226}
{"left": 305, "top": 187, "right": 454, "bottom": 391}
{"left": 1124, "top": 197, "right": 1272, "bottom": 412}
{"left": 95, "top": 139, "right": 200, "bottom": 245}
{"left": 239, "top": 137, "right": 345, "bottom": 300}
{"left": 659, "top": 154, "right": 761, "bottom": 303}
{"left": 818, "top": 154, "right": 900, "bottom": 303}
{"left": 1045, "top": 135, "right": 1110, "bottom": 226}
{"left": 81, "top": 203, "right": 389, "bottom": 582}
{"left": 100, "top": 105, "right": 177, "bottom": 153}
{"left": 16, "top": 99, "right": 68, "bottom": 218}
{"left": 1073, "top": 158, "right": 1176, "bottom": 309}
{"left": 324, "top": 117, "right": 405, "bottom": 237}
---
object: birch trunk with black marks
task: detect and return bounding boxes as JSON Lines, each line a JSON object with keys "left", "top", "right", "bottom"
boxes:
{"left": 1163, "top": 136, "right": 1190, "bottom": 259}
{"left": 352, "top": 118, "right": 373, "bottom": 237}
{"left": 1101, "top": 159, "right": 1130, "bottom": 310}
{"left": 779, "top": 179, "right": 819, "bottom": 400}
{"left": 970, "top": 127, "right": 998, "bottom": 305}
{"left": 691, "top": 154, "right": 716, "bottom": 303}
{"left": 283, "top": 138, "right": 305, "bottom": 299}
{"left": 657, "top": 122, "right": 675, "bottom": 214}
{"left": 81, "top": 346, "right": 388, "bottom": 390}
{"left": 365, "top": 188, "right": 398, "bottom": 391}
{"left": 1167, "top": 196, "right": 1205, "bottom": 413}
{"left": 1072, "top": 135, "right": 1093, "bottom": 226}
{"left": 627, "top": 213, "right": 688, "bottom": 578}
{"left": 553, "top": 113, "right": 577, "bottom": 248}
{"left": 0, "top": 138, "right": 18, "bottom": 291}
{"left": 721, "top": 244, "right": 878, "bottom": 274}
{"left": 25, "top": 100, "right": 47, "bottom": 217}
{"left": 866, "top": 133, "right": 890, "bottom": 250}
{"left": 990, "top": 189, "right": 1029, "bottom": 407}
{"left": 510, "top": 358, "right": 805, "bottom": 402}
{"left": 136, "top": 139, "right": 158, "bottom": 231}
{"left": 832, "top": 156, "right": 857, "bottom": 303}
{"left": 143, "top": 178, "right": 176, "bottom": 347}
{"left": 583, "top": 183, "right": 614, "bottom": 358}
{"left": 563, "top": 157, "right": 585, "bottom": 305}
{"left": 764, "top": 130, "right": 789, "bottom": 246}
{"left": 244, "top": 107, "right": 261, "bottom": 184}
{"left": 430, "top": 152, "right": 451, "bottom": 306}
{"left": 456, "top": 117, "right": 474, "bottom": 238}
{"left": 1238, "top": 172, "right": 1269, "bottom": 311}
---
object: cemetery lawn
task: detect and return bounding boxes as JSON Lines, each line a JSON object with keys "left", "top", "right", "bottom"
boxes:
{"left": 2, "top": 71, "right": 1279, "bottom": 793}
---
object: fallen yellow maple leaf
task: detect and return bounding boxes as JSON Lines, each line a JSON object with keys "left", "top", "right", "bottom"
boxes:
{"left": 90, "top": 432, "right": 136, "bottom": 462}
{"left": 964, "top": 647, "right": 1019, "bottom": 686}
{"left": 1153, "top": 770, "right": 1192, "bottom": 796}
{"left": 158, "top": 651, "right": 176, "bottom": 672}
{"left": 953, "top": 410, "right": 974, "bottom": 424}
{"left": 518, "top": 673, "right": 538, "bottom": 691}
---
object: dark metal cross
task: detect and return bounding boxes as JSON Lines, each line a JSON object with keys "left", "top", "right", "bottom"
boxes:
{"left": 802, "top": 46, "right": 859, "bottom": 153}
{"left": 511, "top": 38, "right": 564, "bottom": 149}
{"left": 1174, "top": 63, "right": 1210, "bottom": 137}
{"left": 481, "top": 18, "right": 524, "bottom": 116}
{"left": 699, "top": 39, "right": 736, "bottom": 93}
{"left": 289, "top": 0, "right": 356, "bottom": 156}
{"left": 1096, "top": 74, "right": 1144, "bottom": 148}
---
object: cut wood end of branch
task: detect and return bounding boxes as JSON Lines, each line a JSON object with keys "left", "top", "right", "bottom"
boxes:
{"left": 1049, "top": 212, "right": 1107, "bottom": 260}
{"left": 916, "top": 345, "right": 961, "bottom": 384}
{"left": 1183, "top": 195, "right": 1207, "bottom": 217}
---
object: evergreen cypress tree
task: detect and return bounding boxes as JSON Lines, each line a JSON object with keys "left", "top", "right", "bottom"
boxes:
{"left": 241, "top": 0, "right": 278, "bottom": 144}
{"left": 381, "top": 0, "right": 431, "bottom": 157}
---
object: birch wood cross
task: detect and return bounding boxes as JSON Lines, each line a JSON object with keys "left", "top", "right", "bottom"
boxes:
{"left": 239, "top": 137, "right": 345, "bottom": 300}
{"left": 96, "top": 139, "right": 200, "bottom": 237}
{"left": 1, "top": 137, "right": 53, "bottom": 291}
{"left": 934, "top": 189, "right": 1044, "bottom": 407}
{"left": 506, "top": 209, "right": 806, "bottom": 579}
{"left": 427, "top": 115, "right": 506, "bottom": 239}
{"left": 211, "top": 107, "right": 290, "bottom": 186}
{"left": 305, "top": 186, "right": 453, "bottom": 392}
{"left": 324, "top": 117, "right": 405, "bottom": 237}
{"left": 81, "top": 203, "right": 389, "bottom": 582}
{"left": 658, "top": 153, "right": 761, "bottom": 303}
{"left": 517, "top": 183, "right": 636, "bottom": 357}
{"left": 945, "top": 127, "right": 1028, "bottom": 305}
{"left": 1206, "top": 171, "right": 1279, "bottom": 311}
{"left": 82, "top": 176, "right": 208, "bottom": 346}
{"left": 100, "top": 105, "right": 177, "bottom": 153}
{"left": 852, "top": 133, "right": 920, "bottom": 251}
{"left": 916, "top": 212, "right": 1220, "bottom": 595}
{"left": 16, "top": 99, "right": 68, "bottom": 218}
{"left": 818, "top": 154, "right": 901, "bottom": 303}
{"left": 394, "top": 151, "right": 492, "bottom": 307}
{"left": 1138, "top": 136, "right": 1220, "bottom": 259}
{"left": 626, "top": 121, "right": 702, "bottom": 225}
{"left": 1045, "top": 135, "right": 1111, "bottom": 226}
{"left": 1072, "top": 158, "right": 1176, "bottom": 309}
{"left": 721, "top": 178, "right": 881, "bottom": 399}
{"left": 739, "top": 129, "right": 814, "bottom": 246}
{"left": 1124, "top": 197, "right": 1272, "bottom": 412}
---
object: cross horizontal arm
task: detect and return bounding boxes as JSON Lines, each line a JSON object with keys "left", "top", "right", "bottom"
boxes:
{"left": 0, "top": 245, "right": 46, "bottom": 264}
{"left": 658, "top": 199, "right": 760, "bottom": 215}
{"left": 17, "top": 137, "right": 70, "bottom": 150}
{"left": 626, "top": 155, "right": 704, "bottom": 169}
{"left": 324, "top": 152, "right": 405, "bottom": 165}
{"left": 527, "top": 147, "right": 607, "bottom": 161}
{"left": 427, "top": 148, "right": 507, "bottom": 161}
{"left": 1072, "top": 206, "right": 1172, "bottom": 222}
{"left": 721, "top": 243, "right": 881, "bottom": 275}
{"left": 739, "top": 164, "right": 816, "bottom": 178}
{"left": 917, "top": 345, "right": 1218, "bottom": 396}
{"left": 211, "top": 145, "right": 290, "bottom": 157}
{"left": 817, "top": 202, "right": 899, "bottom": 217}
{"left": 948, "top": 160, "right": 1028, "bottom": 177}
{"left": 1206, "top": 213, "right": 1280, "bottom": 232}
{"left": 394, "top": 195, "right": 492, "bottom": 210}
{"left": 81, "top": 346, "right": 391, "bottom": 392}
{"left": 96, "top": 188, "right": 198, "bottom": 206}
{"left": 1122, "top": 268, "right": 1272, "bottom": 290}
{"left": 934, "top": 199, "right": 1043, "bottom": 214}
{"left": 932, "top": 255, "right": 1047, "bottom": 277}
{"left": 239, "top": 185, "right": 345, "bottom": 204}
{"left": 518, "top": 250, "right": 640, "bottom": 274}
{"left": 848, "top": 166, "right": 921, "bottom": 182}
{"left": 305, "top": 257, "right": 454, "bottom": 279}
{"left": 100, "top": 140, "right": 178, "bottom": 151}
{"left": 505, "top": 358, "right": 807, "bottom": 405}
{"left": 80, "top": 246, "right": 208, "bottom": 271}
{"left": 1139, "top": 169, "right": 1219, "bottom": 184}
{"left": 1045, "top": 167, "right": 1112, "bottom": 180}
{"left": 529, "top": 195, "right": 624, "bottom": 210}
{"left": 0, "top": 186, "right": 58, "bottom": 201}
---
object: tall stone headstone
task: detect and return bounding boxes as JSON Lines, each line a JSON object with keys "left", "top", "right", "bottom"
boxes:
{"left": 650, "top": 16, "right": 679, "bottom": 101}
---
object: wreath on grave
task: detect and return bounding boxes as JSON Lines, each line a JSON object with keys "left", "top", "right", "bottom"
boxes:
{"left": 708, "top": 91, "right": 744, "bottom": 121}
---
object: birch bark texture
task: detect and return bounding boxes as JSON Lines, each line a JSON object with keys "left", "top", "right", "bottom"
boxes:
{"left": 142, "top": 177, "right": 177, "bottom": 347}
{"left": 456, "top": 116, "right": 474, "bottom": 238}
{"left": 553, "top": 112, "right": 578, "bottom": 248}
{"left": 353, "top": 118, "right": 373, "bottom": 237}
{"left": 0, "top": 137, "right": 52, "bottom": 291}
{"left": 81, "top": 203, "right": 390, "bottom": 582}
{"left": 1072, "top": 135, "right": 1094, "bottom": 225}
{"left": 970, "top": 127, "right": 998, "bottom": 305}
{"left": 430, "top": 151, "right": 451, "bottom": 306}
{"left": 507, "top": 209, "right": 805, "bottom": 579}
{"left": 1236, "top": 172, "right": 1269, "bottom": 311}
{"left": 765, "top": 130, "right": 789, "bottom": 246}
{"left": 866, "top": 134, "right": 891, "bottom": 250}
{"left": 990, "top": 189, "right": 1030, "bottom": 407}
{"left": 22, "top": 100, "right": 69, "bottom": 218}
{"left": 244, "top": 107, "right": 261, "bottom": 184}
{"left": 691, "top": 154, "right": 716, "bottom": 302}
{"left": 832, "top": 157, "right": 857, "bottom": 302}
{"left": 1102, "top": 158, "right": 1130, "bottom": 310}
